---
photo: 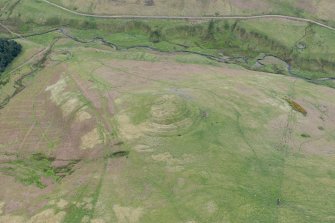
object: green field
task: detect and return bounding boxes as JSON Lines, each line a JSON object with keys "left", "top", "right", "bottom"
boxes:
{"left": 0, "top": 1, "right": 335, "bottom": 223}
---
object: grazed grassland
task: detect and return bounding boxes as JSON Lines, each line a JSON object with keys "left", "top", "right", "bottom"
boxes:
{"left": 0, "top": 35, "right": 334, "bottom": 222}
{"left": 0, "top": 1, "right": 334, "bottom": 222}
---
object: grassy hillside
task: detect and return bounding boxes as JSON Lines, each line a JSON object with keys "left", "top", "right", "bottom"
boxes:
{"left": 0, "top": 34, "right": 334, "bottom": 222}
{"left": 0, "top": 1, "right": 334, "bottom": 222}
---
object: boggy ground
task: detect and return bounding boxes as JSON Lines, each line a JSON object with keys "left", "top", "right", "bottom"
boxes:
{"left": 0, "top": 40, "right": 335, "bottom": 223}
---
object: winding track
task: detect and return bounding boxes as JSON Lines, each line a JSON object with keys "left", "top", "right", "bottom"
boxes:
{"left": 0, "top": 22, "right": 23, "bottom": 38}
{"left": 42, "top": 0, "right": 335, "bottom": 31}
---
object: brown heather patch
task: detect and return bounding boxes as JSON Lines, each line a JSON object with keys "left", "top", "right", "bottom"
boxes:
{"left": 285, "top": 98, "right": 307, "bottom": 116}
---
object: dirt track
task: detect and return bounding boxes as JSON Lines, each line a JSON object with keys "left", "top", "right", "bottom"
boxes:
{"left": 42, "top": 0, "right": 335, "bottom": 32}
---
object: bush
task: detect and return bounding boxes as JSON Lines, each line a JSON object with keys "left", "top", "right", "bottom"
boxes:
{"left": 149, "top": 30, "right": 161, "bottom": 43}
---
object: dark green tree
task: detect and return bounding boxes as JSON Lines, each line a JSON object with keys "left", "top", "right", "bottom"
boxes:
{"left": 0, "top": 39, "right": 22, "bottom": 73}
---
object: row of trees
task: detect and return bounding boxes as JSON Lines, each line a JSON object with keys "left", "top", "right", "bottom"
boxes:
{"left": 0, "top": 39, "right": 21, "bottom": 73}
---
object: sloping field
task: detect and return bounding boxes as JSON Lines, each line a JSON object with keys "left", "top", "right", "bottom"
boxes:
{"left": 50, "top": 0, "right": 335, "bottom": 22}
{"left": 0, "top": 1, "right": 334, "bottom": 222}
{"left": 0, "top": 34, "right": 334, "bottom": 222}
